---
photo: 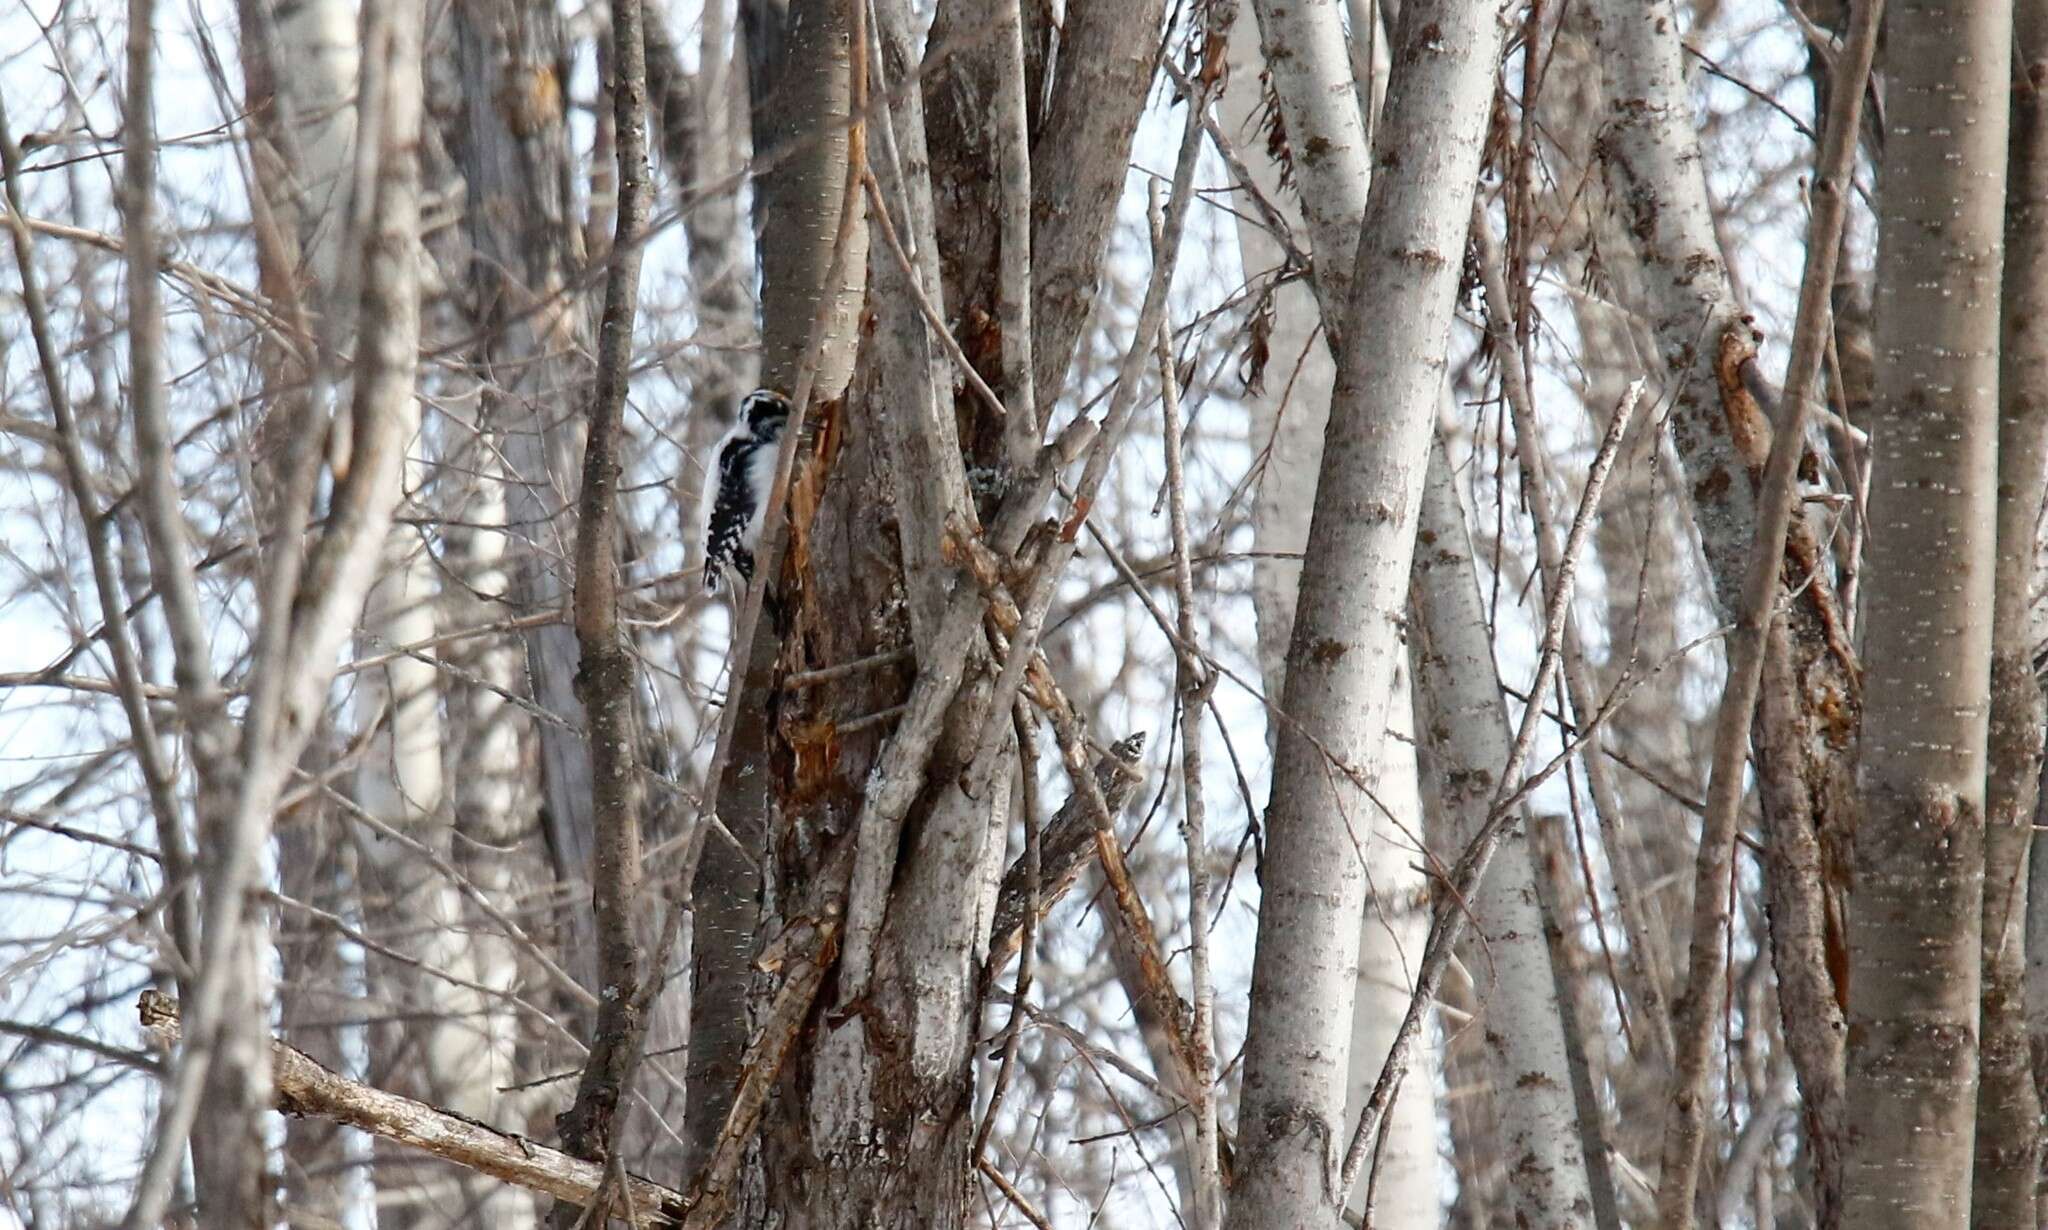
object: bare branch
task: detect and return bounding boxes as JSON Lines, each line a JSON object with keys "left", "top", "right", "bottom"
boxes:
{"left": 136, "top": 993, "right": 689, "bottom": 1228}
{"left": 1156, "top": 295, "right": 1223, "bottom": 1228}
{"left": 993, "top": 0, "right": 1037, "bottom": 468}
{"left": 554, "top": 0, "right": 656, "bottom": 1180}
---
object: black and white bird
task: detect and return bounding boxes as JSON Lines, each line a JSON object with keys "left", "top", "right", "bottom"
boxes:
{"left": 700, "top": 389, "right": 794, "bottom": 592}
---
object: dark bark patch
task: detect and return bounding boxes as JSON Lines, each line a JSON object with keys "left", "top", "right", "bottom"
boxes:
{"left": 1693, "top": 466, "right": 1731, "bottom": 503}
{"left": 1308, "top": 636, "right": 1349, "bottom": 667}
{"left": 1403, "top": 22, "right": 1444, "bottom": 65}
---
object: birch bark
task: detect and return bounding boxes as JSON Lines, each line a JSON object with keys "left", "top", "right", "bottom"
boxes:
{"left": 1226, "top": 0, "right": 1514, "bottom": 1222}
{"left": 234, "top": 0, "right": 362, "bottom": 1218}
{"left": 1216, "top": 20, "right": 1442, "bottom": 1220}
{"left": 1411, "top": 436, "right": 1604, "bottom": 1230}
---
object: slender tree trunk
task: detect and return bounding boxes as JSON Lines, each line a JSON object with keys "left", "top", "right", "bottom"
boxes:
{"left": 1024, "top": 0, "right": 1176, "bottom": 410}
{"left": 1413, "top": 443, "right": 1609, "bottom": 1229}
{"left": 1843, "top": 1, "right": 2012, "bottom": 1224}
{"left": 441, "top": 0, "right": 600, "bottom": 990}
{"left": 1220, "top": 8, "right": 1344, "bottom": 727}
{"left": 445, "top": 458, "right": 541, "bottom": 1229}
{"left": 1979, "top": 2, "right": 2048, "bottom": 1222}
{"left": 235, "top": 0, "right": 363, "bottom": 1217}
{"left": 1226, "top": 0, "right": 1513, "bottom": 1222}
{"left": 354, "top": 515, "right": 512, "bottom": 1229}
{"left": 638, "top": 0, "right": 764, "bottom": 1179}
{"left": 1338, "top": 659, "right": 1441, "bottom": 1224}
{"left": 131, "top": 0, "right": 263, "bottom": 1213}
{"left": 1587, "top": 4, "right": 1865, "bottom": 1214}
{"left": 1219, "top": 15, "right": 1446, "bottom": 1224}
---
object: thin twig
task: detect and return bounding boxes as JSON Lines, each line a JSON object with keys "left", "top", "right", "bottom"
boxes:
{"left": 1155, "top": 222, "right": 1223, "bottom": 1230}
{"left": 0, "top": 97, "right": 197, "bottom": 962}
{"left": 977, "top": 1156, "right": 1056, "bottom": 1230}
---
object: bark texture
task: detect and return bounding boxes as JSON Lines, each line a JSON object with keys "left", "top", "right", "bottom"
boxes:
{"left": 1587, "top": 3, "right": 1865, "bottom": 1213}
{"left": 1220, "top": 11, "right": 1445, "bottom": 1223}
{"left": 1976, "top": 1, "right": 2048, "bottom": 1221}
{"left": 552, "top": 0, "right": 654, "bottom": 1203}
{"left": 1225, "top": 0, "right": 1514, "bottom": 1222}
{"left": 675, "top": 0, "right": 765, "bottom": 1180}
{"left": 1411, "top": 437, "right": 1603, "bottom": 1230}
{"left": 441, "top": 0, "right": 599, "bottom": 962}
{"left": 234, "top": 0, "right": 366, "bottom": 1219}
{"left": 1843, "top": 1, "right": 2011, "bottom": 1224}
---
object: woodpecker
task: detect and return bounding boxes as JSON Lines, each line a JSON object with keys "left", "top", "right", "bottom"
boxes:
{"left": 701, "top": 389, "right": 793, "bottom": 592}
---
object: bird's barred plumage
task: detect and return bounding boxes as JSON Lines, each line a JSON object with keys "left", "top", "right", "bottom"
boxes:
{"left": 701, "top": 389, "right": 793, "bottom": 591}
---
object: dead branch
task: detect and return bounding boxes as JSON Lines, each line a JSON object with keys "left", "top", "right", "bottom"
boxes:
{"left": 136, "top": 992, "right": 688, "bottom": 1227}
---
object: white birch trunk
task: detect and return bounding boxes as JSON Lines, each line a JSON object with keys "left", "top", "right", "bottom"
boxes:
{"left": 1412, "top": 436, "right": 1602, "bottom": 1229}
{"left": 267, "top": 0, "right": 358, "bottom": 295}
{"left": 1243, "top": 0, "right": 1375, "bottom": 332}
{"left": 446, "top": 462, "right": 538, "bottom": 1229}
{"left": 239, "top": 0, "right": 363, "bottom": 1218}
{"left": 1222, "top": 17, "right": 1439, "bottom": 1226}
{"left": 355, "top": 499, "right": 512, "bottom": 1228}
{"left": 1226, "top": 0, "right": 1513, "bottom": 1222}
{"left": 1340, "top": 658, "right": 1441, "bottom": 1224}
{"left": 1220, "top": 12, "right": 1342, "bottom": 713}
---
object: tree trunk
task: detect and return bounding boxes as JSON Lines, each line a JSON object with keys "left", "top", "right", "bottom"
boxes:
{"left": 354, "top": 510, "right": 515, "bottom": 1228}
{"left": 1977, "top": 1, "right": 2048, "bottom": 1222}
{"left": 1587, "top": 3, "right": 1863, "bottom": 1214}
{"left": 235, "top": 0, "right": 364, "bottom": 1218}
{"left": 1843, "top": 1, "right": 2011, "bottom": 1223}
{"left": 1413, "top": 435, "right": 1609, "bottom": 1228}
{"left": 1338, "top": 658, "right": 1441, "bottom": 1224}
{"left": 440, "top": 0, "right": 601, "bottom": 990}
{"left": 445, "top": 457, "right": 542, "bottom": 1229}
{"left": 1220, "top": 7, "right": 1345, "bottom": 727}
{"left": 1226, "top": 0, "right": 1513, "bottom": 1222}
{"left": 660, "top": 0, "right": 766, "bottom": 1182}
{"left": 684, "top": 0, "right": 872, "bottom": 1204}
{"left": 1218, "top": 14, "right": 1447, "bottom": 1224}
